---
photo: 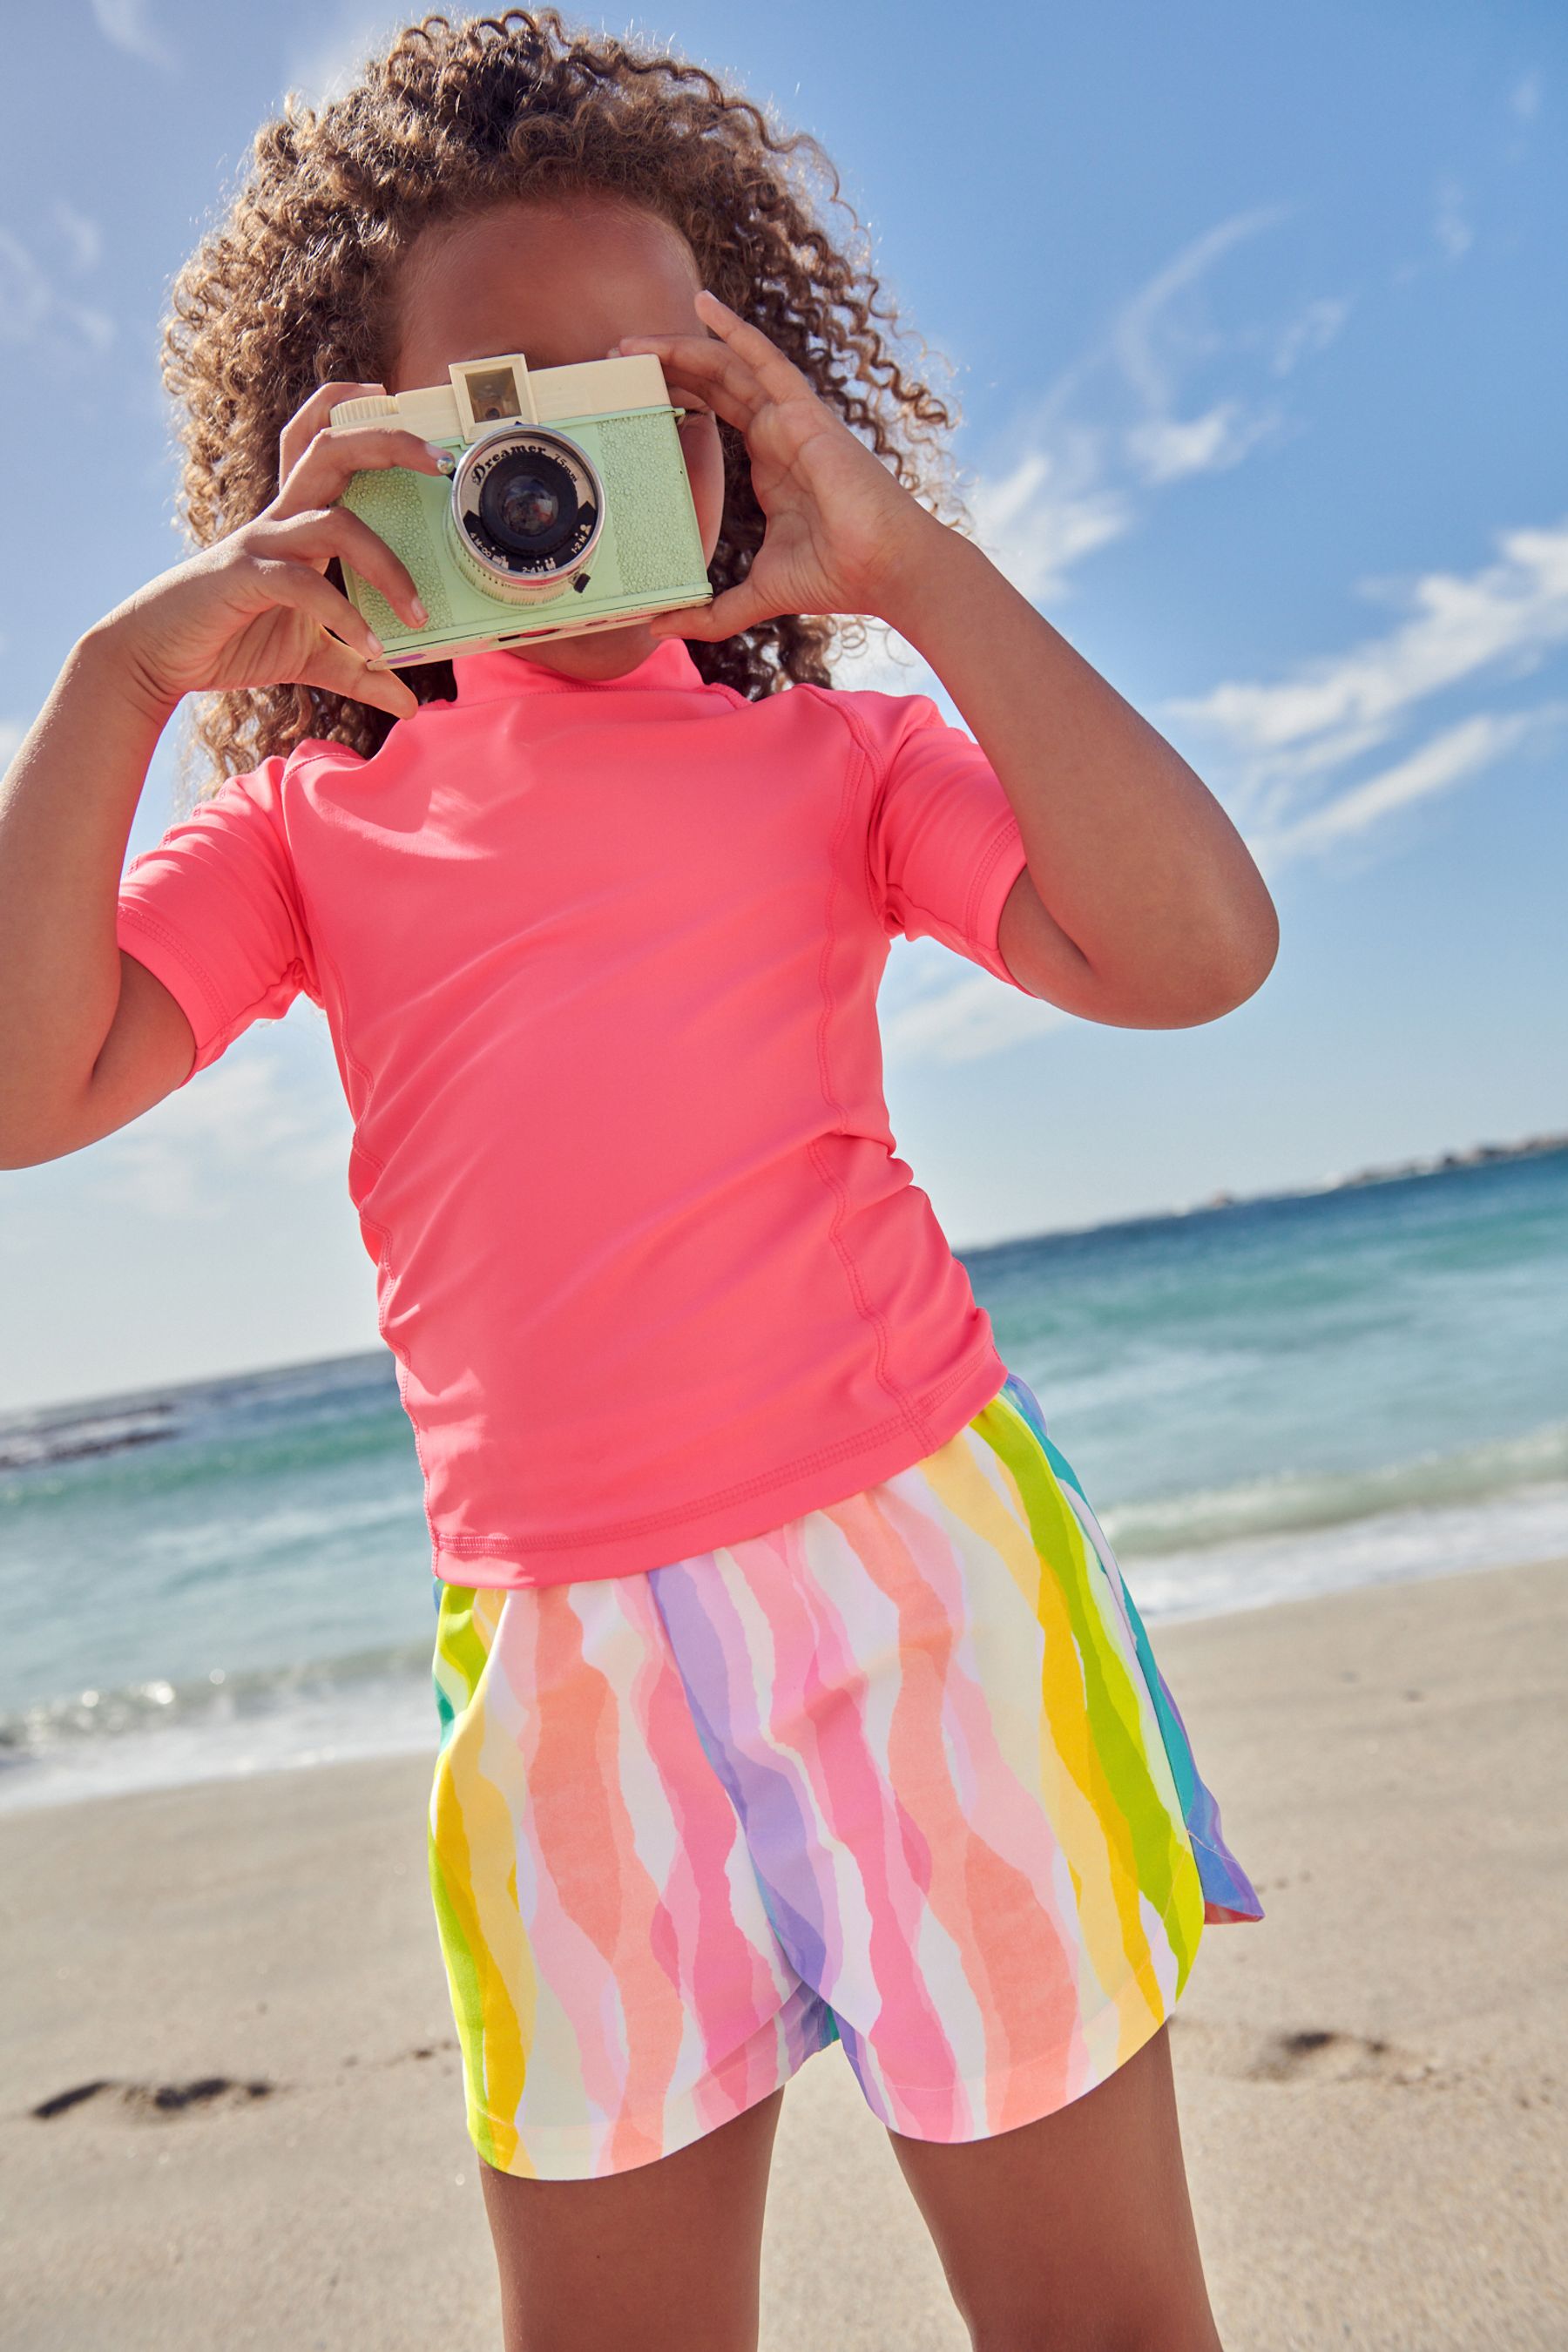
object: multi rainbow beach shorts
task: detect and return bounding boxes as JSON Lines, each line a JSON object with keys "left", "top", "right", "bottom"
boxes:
{"left": 426, "top": 1368, "right": 1263, "bottom": 2180}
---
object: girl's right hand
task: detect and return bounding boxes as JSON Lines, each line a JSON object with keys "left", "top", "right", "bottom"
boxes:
{"left": 103, "top": 380, "right": 450, "bottom": 724}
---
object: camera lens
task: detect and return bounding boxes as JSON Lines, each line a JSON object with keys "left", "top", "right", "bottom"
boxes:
{"left": 501, "top": 476, "right": 558, "bottom": 537}
{"left": 479, "top": 447, "right": 579, "bottom": 561}
{"left": 449, "top": 424, "right": 605, "bottom": 602}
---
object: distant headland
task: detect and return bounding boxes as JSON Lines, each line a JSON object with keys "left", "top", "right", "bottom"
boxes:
{"left": 1192, "top": 1127, "right": 1568, "bottom": 1214}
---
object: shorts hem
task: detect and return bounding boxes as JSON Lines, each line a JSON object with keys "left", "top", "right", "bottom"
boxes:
{"left": 463, "top": 1992, "right": 839, "bottom": 2182}
{"left": 862, "top": 1963, "right": 1186, "bottom": 2146}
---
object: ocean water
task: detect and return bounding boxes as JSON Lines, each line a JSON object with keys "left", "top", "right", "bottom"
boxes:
{"left": 3, "top": 1147, "right": 1564, "bottom": 1813}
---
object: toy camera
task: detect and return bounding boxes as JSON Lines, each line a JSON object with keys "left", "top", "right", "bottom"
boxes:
{"left": 328, "top": 351, "right": 713, "bottom": 664}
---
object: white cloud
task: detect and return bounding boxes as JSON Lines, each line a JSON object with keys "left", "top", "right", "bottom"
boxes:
{"left": 51, "top": 201, "right": 103, "bottom": 274}
{"left": 966, "top": 435, "right": 1133, "bottom": 605}
{"left": 90, "top": 0, "right": 178, "bottom": 70}
{"left": 1256, "top": 708, "right": 1551, "bottom": 864}
{"left": 1272, "top": 296, "right": 1350, "bottom": 377}
{"left": 1511, "top": 73, "right": 1541, "bottom": 123}
{"left": 0, "top": 230, "right": 52, "bottom": 343}
{"left": 1434, "top": 179, "right": 1474, "bottom": 263}
{"left": 1108, "top": 209, "right": 1294, "bottom": 485}
{"left": 1173, "top": 520, "right": 1568, "bottom": 759}
{"left": 0, "top": 227, "right": 114, "bottom": 356}
{"left": 1172, "top": 520, "right": 1568, "bottom": 868}
{"left": 880, "top": 952, "right": 1070, "bottom": 1067}
{"left": 91, "top": 1036, "right": 348, "bottom": 1218}
{"left": 1109, "top": 206, "right": 1288, "bottom": 411}
{"left": 1125, "top": 398, "right": 1277, "bottom": 486}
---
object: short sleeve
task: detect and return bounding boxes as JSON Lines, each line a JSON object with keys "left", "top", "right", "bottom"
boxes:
{"left": 855, "top": 690, "right": 1033, "bottom": 990}
{"left": 115, "top": 754, "right": 319, "bottom": 1086}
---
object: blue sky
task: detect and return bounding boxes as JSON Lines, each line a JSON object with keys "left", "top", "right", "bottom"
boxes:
{"left": 3, "top": 0, "right": 1564, "bottom": 1412}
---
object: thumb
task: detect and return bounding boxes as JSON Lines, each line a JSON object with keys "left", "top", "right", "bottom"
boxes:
{"left": 650, "top": 581, "right": 774, "bottom": 645}
{"left": 301, "top": 633, "right": 419, "bottom": 722}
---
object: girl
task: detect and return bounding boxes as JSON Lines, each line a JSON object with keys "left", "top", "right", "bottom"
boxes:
{"left": 0, "top": 12, "right": 1276, "bottom": 2349}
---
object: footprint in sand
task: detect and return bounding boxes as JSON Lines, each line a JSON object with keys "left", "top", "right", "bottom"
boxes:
{"left": 30, "top": 2075, "right": 274, "bottom": 2122}
{"left": 1244, "top": 2026, "right": 1409, "bottom": 2085}
{"left": 1170, "top": 2015, "right": 1442, "bottom": 2089}
{"left": 340, "top": 2037, "right": 457, "bottom": 2073}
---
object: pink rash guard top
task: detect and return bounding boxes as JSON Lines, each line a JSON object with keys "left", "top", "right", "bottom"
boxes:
{"left": 115, "top": 635, "right": 1034, "bottom": 1588}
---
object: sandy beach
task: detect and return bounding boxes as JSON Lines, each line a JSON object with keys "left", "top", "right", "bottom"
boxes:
{"left": 3, "top": 1552, "right": 1564, "bottom": 2351}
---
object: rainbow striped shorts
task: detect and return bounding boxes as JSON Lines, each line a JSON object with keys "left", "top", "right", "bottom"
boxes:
{"left": 427, "top": 1369, "right": 1262, "bottom": 2180}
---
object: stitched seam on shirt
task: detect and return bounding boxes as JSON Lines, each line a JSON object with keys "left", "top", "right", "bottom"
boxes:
{"left": 115, "top": 901, "right": 230, "bottom": 1039}
{"left": 898, "top": 812, "right": 1027, "bottom": 969}
{"left": 817, "top": 687, "right": 898, "bottom": 933}
{"left": 429, "top": 1354, "right": 1000, "bottom": 1554}
{"left": 801, "top": 689, "right": 933, "bottom": 1460}
{"left": 307, "top": 927, "right": 442, "bottom": 1563}
{"left": 965, "top": 814, "right": 1027, "bottom": 946}
{"left": 821, "top": 690, "right": 1024, "bottom": 956}
{"left": 826, "top": 697, "right": 1027, "bottom": 976}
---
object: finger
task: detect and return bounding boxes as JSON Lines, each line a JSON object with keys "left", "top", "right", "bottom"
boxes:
{"left": 301, "top": 632, "right": 420, "bottom": 722}
{"left": 249, "top": 503, "right": 429, "bottom": 630}
{"left": 240, "top": 552, "right": 388, "bottom": 660}
{"left": 276, "top": 422, "right": 451, "bottom": 518}
{"left": 617, "top": 333, "right": 767, "bottom": 434}
{"left": 691, "top": 290, "right": 817, "bottom": 404}
{"left": 279, "top": 381, "right": 391, "bottom": 483}
{"left": 628, "top": 331, "right": 761, "bottom": 405}
{"left": 649, "top": 578, "right": 775, "bottom": 644}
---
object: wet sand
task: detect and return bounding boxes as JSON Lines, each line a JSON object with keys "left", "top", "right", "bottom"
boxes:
{"left": 2, "top": 1553, "right": 1564, "bottom": 2350}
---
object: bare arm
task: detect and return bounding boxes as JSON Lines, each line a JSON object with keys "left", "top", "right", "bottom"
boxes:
{"left": 879, "top": 523, "right": 1280, "bottom": 1027}
{"left": 0, "top": 623, "right": 193, "bottom": 1166}
{"left": 0, "top": 382, "right": 442, "bottom": 1170}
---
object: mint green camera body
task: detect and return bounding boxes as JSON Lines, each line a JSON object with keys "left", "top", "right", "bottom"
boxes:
{"left": 328, "top": 352, "right": 713, "bottom": 666}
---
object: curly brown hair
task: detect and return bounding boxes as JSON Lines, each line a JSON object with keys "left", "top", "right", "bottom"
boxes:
{"left": 158, "top": 7, "right": 965, "bottom": 803}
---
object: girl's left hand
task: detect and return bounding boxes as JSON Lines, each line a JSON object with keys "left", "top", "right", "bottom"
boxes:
{"left": 615, "top": 289, "right": 939, "bottom": 642}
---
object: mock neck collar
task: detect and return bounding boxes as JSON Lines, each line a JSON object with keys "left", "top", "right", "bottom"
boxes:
{"left": 449, "top": 633, "right": 707, "bottom": 706}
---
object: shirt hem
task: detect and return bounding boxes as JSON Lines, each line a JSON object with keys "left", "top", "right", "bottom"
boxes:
{"left": 429, "top": 1341, "right": 1011, "bottom": 1591}
{"left": 114, "top": 899, "right": 226, "bottom": 1074}
{"left": 963, "top": 821, "right": 1033, "bottom": 990}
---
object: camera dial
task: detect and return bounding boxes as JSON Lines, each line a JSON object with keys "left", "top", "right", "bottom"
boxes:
{"left": 447, "top": 425, "right": 605, "bottom": 603}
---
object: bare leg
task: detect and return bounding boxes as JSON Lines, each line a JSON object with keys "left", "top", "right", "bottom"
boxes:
{"left": 888, "top": 2022, "right": 1223, "bottom": 2352}
{"left": 478, "top": 2085, "right": 786, "bottom": 2352}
